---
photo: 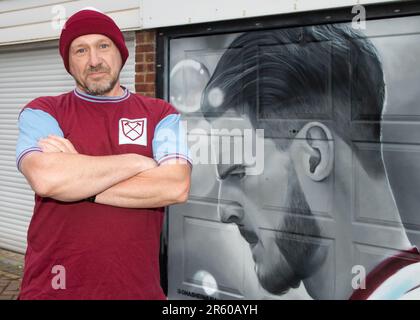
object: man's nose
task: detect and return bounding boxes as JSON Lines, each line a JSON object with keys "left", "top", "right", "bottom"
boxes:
{"left": 88, "top": 49, "right": 102, "bottom": 67}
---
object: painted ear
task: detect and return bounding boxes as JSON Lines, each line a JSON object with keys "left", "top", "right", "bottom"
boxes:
{"left": 291, "top": 122, "right": 334, "bottom": 181}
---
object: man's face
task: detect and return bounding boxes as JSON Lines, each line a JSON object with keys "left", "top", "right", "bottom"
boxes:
{"left": 69, "top": 34, "right": 122, "bottom": 95}
{"left": 208, "top": 114, "right": 323, "bottom": 294}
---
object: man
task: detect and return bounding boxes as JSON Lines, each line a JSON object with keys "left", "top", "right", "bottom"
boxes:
{"left": 15, "top": 9, "right": 191, "bottom": 299}
{"left": 200, "top": 24, "right": 420, "bottom": 299}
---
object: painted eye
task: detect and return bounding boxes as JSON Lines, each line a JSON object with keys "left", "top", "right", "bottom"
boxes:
{"left": 217, "top": 164, "right": 247, "bottom": 180}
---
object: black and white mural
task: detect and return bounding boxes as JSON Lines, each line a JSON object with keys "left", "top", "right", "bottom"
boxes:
{"left": 167, "top": 15, "right": 420, "bottom": 300}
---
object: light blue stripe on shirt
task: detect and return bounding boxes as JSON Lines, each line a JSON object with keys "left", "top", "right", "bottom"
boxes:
{"left": 152, "top": 113, "right": 192, "bottom": 165}
{"left": 16, "top": 108, "right": 64, "bottom": 171}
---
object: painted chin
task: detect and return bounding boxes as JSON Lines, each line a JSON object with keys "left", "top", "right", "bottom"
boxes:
{"left": 252, "top": 241, "right": 301, "bottom": 295}
{"left": 255, "top": 262, "right": 297, "bottom": 295}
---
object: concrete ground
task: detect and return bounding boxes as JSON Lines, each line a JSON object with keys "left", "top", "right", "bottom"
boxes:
{"left": 0, "top": 248, "right": 24, "bottom": 300}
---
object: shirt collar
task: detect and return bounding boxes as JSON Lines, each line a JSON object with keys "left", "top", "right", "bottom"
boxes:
{"left": 73, "top": 86, "right": 130, "bottom": 103}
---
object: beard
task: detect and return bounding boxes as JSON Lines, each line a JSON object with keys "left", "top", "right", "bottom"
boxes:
{"left": 254, "top": 242, "right": 301, "bottom": 295}
{"left": 255, "top": 167, "right": 327, "bottom": 295}
{"left": 75, "top": 64, "right": 120, "bottom": 96}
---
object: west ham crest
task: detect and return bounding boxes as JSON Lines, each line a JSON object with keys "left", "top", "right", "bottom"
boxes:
{"left": 119, "top": 118, "right": 147, "bottom": 146}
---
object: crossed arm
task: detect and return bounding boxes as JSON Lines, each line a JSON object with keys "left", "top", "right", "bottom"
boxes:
{"left": 20, "top": 135, "right": 191, "bottom": 208}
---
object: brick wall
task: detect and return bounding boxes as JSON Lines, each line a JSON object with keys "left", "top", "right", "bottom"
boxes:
{"left": 135, "top": 30, "right": 157, "bottom": 97}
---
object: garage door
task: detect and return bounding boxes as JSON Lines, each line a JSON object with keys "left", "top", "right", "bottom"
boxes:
{"left": 0, "top": 32, "right": 135, "bottom": 253}
{"left": 166, "top": 15, "right": 420, "bottom": 299}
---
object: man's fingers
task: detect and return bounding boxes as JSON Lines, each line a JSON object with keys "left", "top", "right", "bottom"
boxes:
{"left": 39, "top": 137, "right": 67, "bottom": 152}
{"left": 47, "top": 135, "right": 78, "bottom": 154}
{"left": 39, "top": 139, "right": 64, "bottom": 152}
{"left": 38, "top": 140, "right": 62, "bottom": 153}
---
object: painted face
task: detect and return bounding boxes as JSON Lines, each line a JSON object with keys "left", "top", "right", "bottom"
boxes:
{"left": 207, "top": 113, "right": 323, "bottom": 294}
{"left": 69, "top": 34, "right": 122, "bottom": 96}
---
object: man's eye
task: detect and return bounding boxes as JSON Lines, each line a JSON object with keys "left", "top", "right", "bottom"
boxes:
{"left": 99, "top": 43, "right": 110, "bottom": 49}
{"left": 76, "top": 48, "right": 86, "bottom": 54}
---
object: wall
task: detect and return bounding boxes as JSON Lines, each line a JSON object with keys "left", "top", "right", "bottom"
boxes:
{"left": 0, "top": 0, "right": 141, "bottom": 46}
{"left": 141, "top": 0, "right": 402, "bottom": 28}
{"left": 135, "top": 31, "right": 156, "bottom": 97}
{"left": 0, "top": 0, "right": 405, "bottom": 45}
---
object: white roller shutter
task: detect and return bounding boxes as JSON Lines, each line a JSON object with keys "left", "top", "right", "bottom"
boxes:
{"left": 0, "top": 32, "right": 135, "bottom": 253}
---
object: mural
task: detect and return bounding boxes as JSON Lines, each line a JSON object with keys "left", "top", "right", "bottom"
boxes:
{"left": 167, "top": 15, "right": 420, "bottom": 300}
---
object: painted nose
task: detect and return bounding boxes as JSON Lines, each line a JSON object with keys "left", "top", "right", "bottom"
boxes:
{"left": 217, "top": 165, "right": 246, "bottom": 224}
{"left": 219, "top": 203, "right": 244, "bottom": 224}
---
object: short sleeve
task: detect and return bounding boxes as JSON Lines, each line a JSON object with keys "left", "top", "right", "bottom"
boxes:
{"left": 152, "top": 113, "right": 192, "bottom": 166}
{"left": 16, "top": 108, "right": 64, "bottom": 171}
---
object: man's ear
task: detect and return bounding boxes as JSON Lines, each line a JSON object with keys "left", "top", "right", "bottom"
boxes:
{"left": 290, "top": 122, "right": 334, "bottom": 182}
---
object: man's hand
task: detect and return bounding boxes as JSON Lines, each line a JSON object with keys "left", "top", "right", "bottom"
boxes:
{"left": 35, "top": 135, "right": 190, "bottom": 208}
{"left": 95, "top": 160, "right": 191, "bottom": 208}
{"left": 38, "top": 135, "right": 79, "bottom": 154}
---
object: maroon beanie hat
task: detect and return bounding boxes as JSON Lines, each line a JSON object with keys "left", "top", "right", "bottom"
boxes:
{"left": 59, "top": 9, "right": 129, "bottom": 74}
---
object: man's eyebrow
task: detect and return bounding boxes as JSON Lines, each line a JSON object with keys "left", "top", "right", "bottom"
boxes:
{"left": 96, "top": 38, "right": 112, "bottom": 44}
{"left": 72, "top": 39, "right": 111, "bottom": 48}
{"left": 71, "top": 43, "right": 87, "bottom": 50}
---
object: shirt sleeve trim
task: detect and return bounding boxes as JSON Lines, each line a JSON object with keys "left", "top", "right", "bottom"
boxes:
{"left": 157, "top": 153, "right": 193, "bottom": 166}
{"left": 16, "top": 147, "right": 42, "bottom": 172}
